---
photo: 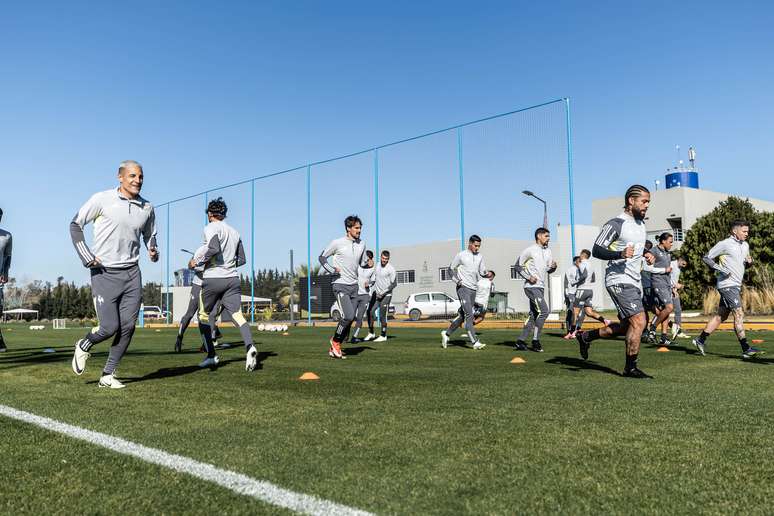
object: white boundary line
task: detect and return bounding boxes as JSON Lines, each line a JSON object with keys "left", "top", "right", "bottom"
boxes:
{"left": 0, "top": 404, "right": 373, "bottom": 516}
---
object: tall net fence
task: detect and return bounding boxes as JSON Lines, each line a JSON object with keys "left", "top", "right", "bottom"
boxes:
{"left": 144, "top": 98, "right": 575, "bottom": 323}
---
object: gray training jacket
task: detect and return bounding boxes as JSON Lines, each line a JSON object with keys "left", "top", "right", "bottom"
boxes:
{"left": 592, "top": 211, "right": 647, "bottom": 290}
{"left": 373, "top": 263, "right": 397, "bottom": 296}
{"left": 450, "top": 249, "right": 487, "bottom": 291}
{"left": 70, "top": 188, "right": 157, "bottom": 269}
{"left": 649, "top": 245, "right": 672, "bottom": 289}
{"left": 193, "top": 220, "right": 246, "bottom": 279}
{"left": 703, "top": 236, "right": 750, "bottom": 289}
{"left": 319, "top": 236, "right": 368, "bottom": 286}
{"left": 0, "top": 229, "right": 11, "bottom": 280}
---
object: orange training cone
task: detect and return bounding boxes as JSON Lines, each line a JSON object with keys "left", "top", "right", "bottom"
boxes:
{"left": 299, "top": 372, "right": 320, "bottom": 380}
{"left": 510, "top": 357, "right": 526, "bottom": 364}
{"left": 752, "top": 339, "right": 764, "bottom": 344}
{"left": 657, "top": 346, "right": 670, "bottom": 352}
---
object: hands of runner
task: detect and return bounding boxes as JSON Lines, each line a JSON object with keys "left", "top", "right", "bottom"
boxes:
{"left": 149, "top": 247, "right": 159, "bottom": 263}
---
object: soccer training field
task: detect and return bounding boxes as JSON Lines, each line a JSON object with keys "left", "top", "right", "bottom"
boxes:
{"left": 1, "top": 326, "right": 773, "bottom": 515}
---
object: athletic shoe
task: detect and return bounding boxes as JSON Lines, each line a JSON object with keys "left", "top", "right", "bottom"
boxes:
{"left": 245, "top": 345, "right": 258, "bottom": 371}
{"left": 98, "top": 374, "right": 126, "bottom": 389}
{"left": 472, "top": 341, "right": 486, "bottom": 350}
{"left": 71, "top": 340, "right": 90, "bottom": 376}
{"left": 213, "top": 340, "right": 220, "bottom": 348}
{"left": 530, "top": 341, "right": 544, "bottom": 353}
{"left": 603, "top": 319, "right": 613, "bottom": 327}
{"left": 373, "top": 335, "right": 387, "bottom": 342}
{"left": 661, "top": 338, "right": 673, "bottom": 347}
{"left": 441, "top": 331, "right": 449, "bottom": 349}
{"left": 622, "top": 367, "right": 653, "bottom": 379}
{"left": 514, "top": 340, "right": 528, "bottom": 351}
{"left": 577, "top": 332, "right": 590, "bottom": 360}
{"left": 198, "top": 355, "right": 220, "bottom": 368}
{"left": 329, "top": 339, "right": 344, "bottom": 359}
{"left": 646, "top": 329, "right": 657, "bottom": 343}
{"left": 691, "top": 338, "right": 706, "bottom": 356}
{"left": 174, "top": 337, "right": 182, "bottom": 353}
{"left": 562, "top": 332, "right": 574, "bottom": 340}
{"left": 742, "top": 347, "right": 764, "bottom": 359}
{"left": 363, "top": 333, "right": 376, "bottom": 342}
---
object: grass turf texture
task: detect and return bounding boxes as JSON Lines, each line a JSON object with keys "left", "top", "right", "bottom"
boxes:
{"left": 1, "top": 326, "right": 773, "bottom": 515}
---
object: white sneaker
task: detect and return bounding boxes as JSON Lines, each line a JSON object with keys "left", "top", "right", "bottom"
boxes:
{"left": 363, "top": 333, "right": 376, "bottom": 341}
{"left": 373, "top": 335, "right": 387, "bottom": 342}
{"left": 473, "top": 341, "right": 486, "bottom": 350}
{"left": 245, "top": 345, "right": 258, "bottom": 371}
{"left": 198, "top": 355, "right": 220, "bottom": 368}
{"left": 72, "top": 340, "right": 90, "bottom": 376}
{"left": 98, "top": 374, "right": 125, "bottom": 389}
{"left": 441, "top": 331, "right": 449, "bottom": 349}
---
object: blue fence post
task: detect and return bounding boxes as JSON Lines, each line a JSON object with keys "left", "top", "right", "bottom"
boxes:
{"left": 564, "top": 98, "right": 576, "bottom": 257}
{"left": 374, "top": 149, "right": 380, "bottom": 254}
{"left": 165, "top": 203, "right": 170, "bottom": 323}
{"left": 457, "top": 127, "right": 465, "bottom": 249}
{"left": 306, "top": 165, "right": 312, "bottom": 327}
{"left": 250, "top": 180, "right": 255, "bottom": 324}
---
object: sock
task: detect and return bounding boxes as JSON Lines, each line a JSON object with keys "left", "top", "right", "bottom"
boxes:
{"left": 353, "top": 328, "right": 360, "bottom": 338}
{"left": 698, "top": 331, "right": 710, "bottom": 344}
{"left": 625, "top": 354, "right": 638, "bottom": 371}
{"left": 586, "top": 329, "right": 601, "bottom": 342}
{"left": 79, "top": 339, "right": 93, "bottom": 352}
{"left": 739, "top": 337, "right": 749, "bottom": 352}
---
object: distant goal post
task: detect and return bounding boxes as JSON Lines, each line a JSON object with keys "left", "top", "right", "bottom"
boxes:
{"left": 53, "top": 319, "right": 67, "bottom": 330}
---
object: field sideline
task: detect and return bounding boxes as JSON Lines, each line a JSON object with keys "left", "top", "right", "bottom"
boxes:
{"left": 1, "top": 326, "right": 773, "bottom": 514}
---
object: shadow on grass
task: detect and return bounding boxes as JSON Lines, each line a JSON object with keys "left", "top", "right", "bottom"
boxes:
{"left": 0, "top": 348, "right": 77, "bottom": 370}
{"left": 340, "top": 345, "right": 375, "bottom": 356}
{"left": 545, "top": 356, "right": 622, "bottom": 376}
{"left": 708, "top": 352, "right": 773, "bottom": 365}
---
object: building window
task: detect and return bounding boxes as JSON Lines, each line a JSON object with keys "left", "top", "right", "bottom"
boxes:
{"left": 510, "top": 266, "right": 524, "bottom": 280}
{"left": 396, "top": 270, "right": 415, "bottom": 284}
{"left": 439, "top": 267, "right": 453, "bottom": 282}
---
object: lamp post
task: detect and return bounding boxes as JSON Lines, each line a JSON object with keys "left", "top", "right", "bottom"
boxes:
{"left": 522, "top": 190, "right": 548, "bottom": 229}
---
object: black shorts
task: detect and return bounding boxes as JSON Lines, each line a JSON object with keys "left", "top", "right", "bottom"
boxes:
{"left": 607, "top": 284, "right": 645, "bottom": 320}
{"left": 642, "top": 287, "right": 654, "bottom": 309}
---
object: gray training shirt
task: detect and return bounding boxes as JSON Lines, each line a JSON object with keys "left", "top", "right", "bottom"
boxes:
{"left": 373, "top": 263, "right": 397, "bottom": 296}
{"left": 70, "top": 188, "right": 157, "bottom": 269}
{"left": 450, "top": 249, "right": 487, "bottom": 291}
{"left": 319, "top": 237, "right": 368, "bottom": 285}
{"left": 649, "top": 244, "right": 672, "bottom": 288}
{"left": 357, "top": 266, "right": 375, "bottom": 296}
{"left": 703, "top": 236, "right": 750, "bottom": 289}
{"left": 564, "top": 267, "right": 578, "bottom": 295}
{"left": 0, "top": 229, "right": 11, "bottom": 280}
{"left": 593, "top": 211, "right": 647, "bottom": 290}
{"left": 516, "top": 243, "right": 555, "bottom": 289}
{"left": 193, "top": 220, "right": 246, "bottom": 279}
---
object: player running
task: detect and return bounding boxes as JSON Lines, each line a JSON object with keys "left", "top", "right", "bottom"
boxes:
{"left": 189, "top": 197, "right": 258, "bottom": 371}
{"left": 364, "top": 250, "right": 397, "bottom": 343}
{"left": 563, "top": 256, "right": 581, "bottom": 338}
{"left": 441, "top": 235, "right": 489, "bottom": 350}
{"left": 669, "top": 256, "right": 689, "bottom": 339}
{"left": 514, "top": 228, "right": 557, "bottom": 352}
{"left": 646, "top": 233, "right": 674, "bottom": 346}
{"left": 567, "top": 249, "right": 611, "bottom": 338}
{"left": 69, "top": 160, "right": 158, "bottom": 389}
{"left": 576, "top": 185, "right": 656, "bottom": 378}
{"left": 692, "top": 220, "right": 763, "bottom": 359}
{"left": 319, "top": 215, "right": 369, "bottom": 359}
{"left": 350, "top": 250, "right": 375, "bottom": 343}
{"left": 174, "top": 248, "right": 222, "bottom": 352}
{"left": 0, "top": 208, "right": 12, "bottom": 353}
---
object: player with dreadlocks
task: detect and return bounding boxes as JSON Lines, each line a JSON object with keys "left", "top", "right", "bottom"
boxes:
{"left": 576, "top": 184, "right": 657, "bottom": 378}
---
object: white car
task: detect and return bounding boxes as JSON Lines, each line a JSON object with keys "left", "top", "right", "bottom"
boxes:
{"left": 403, "top": 292, "right": 460, "bottom": 321}
{"left": 142, "top": 305, "right": 170, "bottom": 320}
{"left": 330, "top": 299, "right": 396, "bottom": 321}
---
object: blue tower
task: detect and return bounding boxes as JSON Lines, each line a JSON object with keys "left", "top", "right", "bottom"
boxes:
{"left": 665, "top": 145, "right": 699, "bottom": 189}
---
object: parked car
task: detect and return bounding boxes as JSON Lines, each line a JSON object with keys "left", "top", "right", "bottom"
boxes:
{"left": 403, "top": 292, "right": 460, "bottom": 321}
{"left": 330, "top": 299, "right": 396, "bottom": 321}
{"left": 142, "top": 305, "right": 170, "bottom": 320}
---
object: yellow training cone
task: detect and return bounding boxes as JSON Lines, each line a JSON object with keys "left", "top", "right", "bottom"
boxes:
{"left": 657, "top": 346, "right": 670, "bottom": 352}
{"left": 299, "top": 372, "right": 320, "bottom": 380}
{"left": 510, "top": 357, "right": 526, "bottom": 364}
{"left": 282, "top": 332, "right": 289, "bottom": 336}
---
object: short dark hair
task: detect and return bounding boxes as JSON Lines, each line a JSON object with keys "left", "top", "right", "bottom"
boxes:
{"left": 344, "top": 215, "right": 362, "bottom": 229}
{"left": 534, "top": 227, "right": 550, "bottom": 240}
{"left": 580, "top": 249, "right": 591, "bottom": 258}
{"left": 469, "top": 234, "right": 481, "bottom": 244}
{"left": 730, "top": 220, "right": 750, "bottom": 231}
{"left": 677, "top": 257, "right": 687, "bottom": 265}
{"left": 206, "top": 197, "right": 228, "bottom": 219}
{"left": 658, "top": 232, "right": 673, "bottom": 243}
{"left": 488, "top": 270, "right": 496, "bottom": 278}
{"left": 366, "top": 250, "right": 374, "bottom": 259}
{"left": 573, "top": 255, "right": 581, "bottom": 263}
{"left": 644, "top": 240, "right": 653, "bottom": 250}
{"left": 381, "top": 250, "right": 390, "bottom": 258}
{"left": 624, "top": 184, "right": 650, "bottom": 208}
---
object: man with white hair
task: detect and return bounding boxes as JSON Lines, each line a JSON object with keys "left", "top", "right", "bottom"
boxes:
{"left": 70, "top": 160, "right": 158, "bottom": 389}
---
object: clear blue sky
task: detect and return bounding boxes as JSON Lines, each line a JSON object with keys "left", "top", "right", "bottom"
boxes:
{"left": 2, "top": 1, "right": 772, "bottom": 285}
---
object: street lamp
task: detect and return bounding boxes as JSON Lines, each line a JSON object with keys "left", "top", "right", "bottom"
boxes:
{"left": 522, "top": 190, "right": 548, "bottom": 229}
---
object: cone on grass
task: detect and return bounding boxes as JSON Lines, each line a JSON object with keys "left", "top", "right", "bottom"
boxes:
{"left": 752, "top": 339, "right": 764, "bottom": 344}
{"left": 657, "top": 346, "right": 670, "bottom": 352}
{"left": 510, "top": 357, "right": 526, "bottom": 364}
{"left": 299, "top": 372, "right": 319, "bottom": 380}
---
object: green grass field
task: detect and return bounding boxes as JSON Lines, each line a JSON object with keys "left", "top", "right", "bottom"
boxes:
{"left": 1, "top": 325, "right": 773, "bottom": 515}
